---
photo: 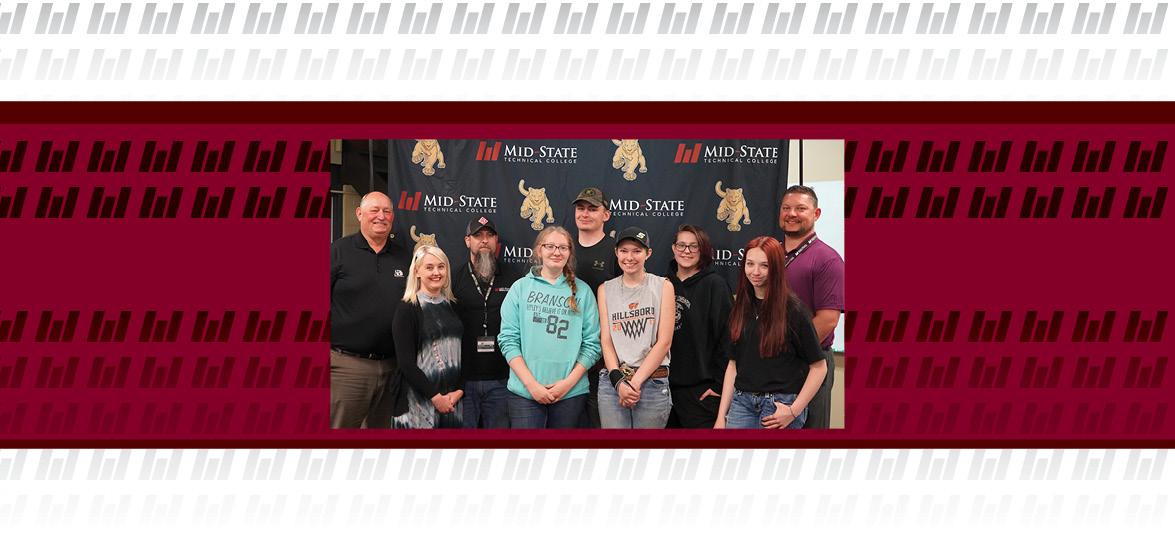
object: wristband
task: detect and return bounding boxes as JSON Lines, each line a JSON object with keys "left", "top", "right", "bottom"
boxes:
{"left": 608, "top": 369, "right": 625, "bottom": 388}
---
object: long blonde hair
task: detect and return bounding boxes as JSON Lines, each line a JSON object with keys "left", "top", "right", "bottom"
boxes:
{"left": 531, "top": 226, "right": 580, "bottom": 313}
{"left": 402, "top": 245, "right": 455, "bottom": 304}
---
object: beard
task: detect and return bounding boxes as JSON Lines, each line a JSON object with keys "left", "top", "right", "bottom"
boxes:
{"left": 473, "top": 249, "right": 496, "bottom": 282}
{"left": 781, "top": 220, "right": 814, "bottom": 238}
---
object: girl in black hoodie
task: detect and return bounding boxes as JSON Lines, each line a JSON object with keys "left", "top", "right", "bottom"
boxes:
{"left": 665, "top": 224, "right": 733, "bottom": 428}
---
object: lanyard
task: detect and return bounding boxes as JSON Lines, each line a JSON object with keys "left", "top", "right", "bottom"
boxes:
{"left": 785, "top": 233, "right": 818, "bottom": 268}
{"left": 468, "top": 268, "right": 495, "bottom": 336}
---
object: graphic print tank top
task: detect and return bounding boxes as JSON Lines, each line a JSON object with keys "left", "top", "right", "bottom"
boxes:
{"left": 604, "top": 273, "right": 670, "bottom": 369}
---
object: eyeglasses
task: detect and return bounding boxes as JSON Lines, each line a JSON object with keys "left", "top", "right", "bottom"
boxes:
{"left": 673, "top": 243, "right": 699, "bottom": 252}
{"left": 539, "top": 244, "right": 571, "bottom": 253}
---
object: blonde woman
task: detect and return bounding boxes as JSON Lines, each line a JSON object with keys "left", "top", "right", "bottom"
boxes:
{"left": 497, "top": 226, "right": 602, "bottom": 428}
{"left": 391, "top": 245, "right": 464, "bottom": 429}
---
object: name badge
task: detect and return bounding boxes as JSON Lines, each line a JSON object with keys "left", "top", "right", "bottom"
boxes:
{"left": 476, "top": 336, "right": 496, "bottom": 353}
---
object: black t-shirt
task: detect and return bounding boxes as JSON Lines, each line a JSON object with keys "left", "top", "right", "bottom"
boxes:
{"left": 575, "top": 234, "right": 619, "bottom": 293}
{"left": 330, "top": 232, "right": 411, "bottom": 356}
{"left": 451, "top": 260, "right": 521, "bottom": 381}
{"left": 732, "top": 295, "right": 825, "bottom": 394}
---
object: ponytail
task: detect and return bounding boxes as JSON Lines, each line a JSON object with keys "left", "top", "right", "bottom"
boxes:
{"left": 562, "top": 264, "right": 580, "bottom": 313}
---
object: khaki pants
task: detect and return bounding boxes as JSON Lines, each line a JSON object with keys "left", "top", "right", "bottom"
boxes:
{"left": 329, "top": 350, "right": 396, "bottom": 429}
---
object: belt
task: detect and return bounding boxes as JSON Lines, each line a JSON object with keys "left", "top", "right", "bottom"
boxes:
{"left": 619, "top": 363, "right": 669, "bottom": 381}
{"left": 331, "top": 347, "right": 392, "bottom": 361}
{"left": 737, "top": 390, "right": 778, "bottom": 398}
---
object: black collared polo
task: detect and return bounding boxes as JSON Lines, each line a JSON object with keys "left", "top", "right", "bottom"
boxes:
{"left": 330, "top": 232, "right": 411, "bottom": 356}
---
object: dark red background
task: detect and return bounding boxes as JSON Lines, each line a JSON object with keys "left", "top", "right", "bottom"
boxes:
{"left": 0, "top": 102, "right": 1170, "bottom": 447}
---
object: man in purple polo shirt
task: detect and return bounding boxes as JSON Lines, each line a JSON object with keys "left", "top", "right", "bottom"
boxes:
{"left": 779, "top": 185, "right": 845, "bottom": 429}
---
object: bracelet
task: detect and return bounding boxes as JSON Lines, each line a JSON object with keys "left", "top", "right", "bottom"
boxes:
{"left": 608, "top": 369, "right": 625, "bottom": 388}
{"left": 786, "top": 404, "right": 796, "bottom": 418}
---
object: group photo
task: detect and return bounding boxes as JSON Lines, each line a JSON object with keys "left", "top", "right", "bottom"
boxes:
{"left": 329, "top": 139, "right": 845, "bottom": 431}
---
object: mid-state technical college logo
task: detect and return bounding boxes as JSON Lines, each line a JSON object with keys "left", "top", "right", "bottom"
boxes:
{"left": 502, "top": 243, "right": 534, "bottom": 265}
{"left": 711, "top": 246, "right": 747, "bottom": 268}
{"left": 606, "top": 197, "right": 686, "bottom": 218}
{"left": 476, "top": 141, "right": 579, "bottom": 164}
{"left": 674, "top": 142, "right": 780, "bottom": 164}
{"left": 398, "top": 190, "right": 498, "bottom": 214}
{"left": 611, "top": 139, "right": 647, "bottom": 181}
{"left": 518, "top": 179, "right": 554, "bottom": 230}
{"left": 411, "top": 139, "right": 446, "bottom": 175}
{"left": 715, "top": 180, "right": 751, "bottom": 231}
{"left": 398, "top": 191, "right": 422, "bottom": 211}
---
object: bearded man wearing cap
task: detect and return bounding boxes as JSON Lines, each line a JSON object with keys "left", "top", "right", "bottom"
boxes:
{"left": 451, "top": 216, "right": 521, "bottom": 428}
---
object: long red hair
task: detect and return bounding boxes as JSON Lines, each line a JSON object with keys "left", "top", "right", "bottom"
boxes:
{"left": 730, "top": 236, "right": 789, "bottom": 357}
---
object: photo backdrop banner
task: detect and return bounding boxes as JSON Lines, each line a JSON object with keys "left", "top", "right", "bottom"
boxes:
{"left": 383, "top": 139, "right": 790, "bottom": 288}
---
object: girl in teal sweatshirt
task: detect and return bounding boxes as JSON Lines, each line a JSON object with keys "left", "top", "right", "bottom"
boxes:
{"left": 498, "top": 226, "right": 602, "bottom": 428}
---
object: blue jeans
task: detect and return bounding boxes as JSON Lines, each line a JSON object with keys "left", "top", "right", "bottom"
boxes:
{"left": 463, "top": 379, "right": 511, "bottom": 429}
{"left": 507, "top": 393, "right": 586, "bottom": 429}
{"left": 726, "top": 391, "right": 807, "bottom": 429}
{"left": 597, "top": 371, "right": 673, "bottom": 429}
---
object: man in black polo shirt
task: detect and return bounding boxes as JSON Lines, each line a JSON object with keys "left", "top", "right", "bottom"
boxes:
{"left": 451, "top": 216, "right": 520, "bottom": 428}
{"left": 330, "top": 191, "right": 410, "bottom": 428}
{"left": 571, "top": 187, "right": 619, "bottom": 428}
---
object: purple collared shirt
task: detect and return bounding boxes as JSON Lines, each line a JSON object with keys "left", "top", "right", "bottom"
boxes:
{"left": 785, "top": 234, "right": 844, "bottom": 348}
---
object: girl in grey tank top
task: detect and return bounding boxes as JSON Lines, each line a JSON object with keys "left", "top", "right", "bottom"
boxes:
{"left": 597, "top": 227, "right": 676, "bottom": 429}
{"left": 604, "top": 274, "right": 671, "bottom": 368}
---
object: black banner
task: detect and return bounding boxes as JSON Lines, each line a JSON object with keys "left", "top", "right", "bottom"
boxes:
{"left": 384, "top": 139, "right": 790, "bottom": 288}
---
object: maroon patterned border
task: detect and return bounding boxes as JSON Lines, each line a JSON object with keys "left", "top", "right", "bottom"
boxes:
{"left": 0, "top": 102, "right": 1170, "bottom": 448}
{"left": 2, "top": 102, "right": 1175, "bottom": 123}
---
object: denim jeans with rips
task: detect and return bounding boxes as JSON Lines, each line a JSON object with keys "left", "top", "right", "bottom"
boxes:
{"left": 725, "top": 390, "right": 806, "bottom": 429}
{"left": 597, "top": 370, "right": 673, "bottom": 429}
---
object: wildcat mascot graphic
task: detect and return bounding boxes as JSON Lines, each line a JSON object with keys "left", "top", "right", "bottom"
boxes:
{"left": 611, "top": 139, "right": 647, "bottom": 181}
{"left": 518, "top": 179, "right": 555, "bottom": 231}
{"left": 715, "top": 180, "right": 751, "bottom": 232}
{"left": 409, "top": 225, "right": 438, "bottom": 250}
{"left": 411, "top": 139, "right": 446, "bottom": 176}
